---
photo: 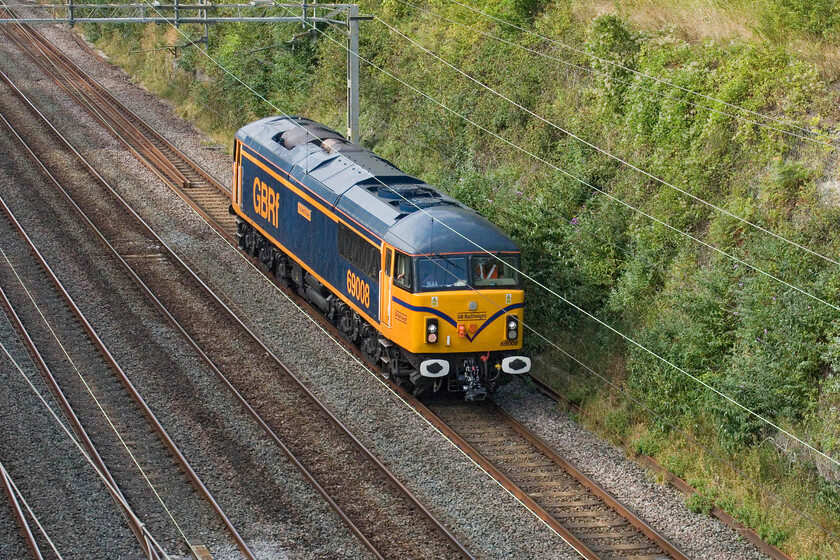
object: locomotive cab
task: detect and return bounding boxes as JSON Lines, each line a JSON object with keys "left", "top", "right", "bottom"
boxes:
{"left": 380, "top": 206, "right": 531, "bottom": 400}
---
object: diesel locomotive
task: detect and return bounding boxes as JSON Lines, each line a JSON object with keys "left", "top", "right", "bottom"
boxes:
{"left": 229, "top": 116, "right": 530, "bottom": 400}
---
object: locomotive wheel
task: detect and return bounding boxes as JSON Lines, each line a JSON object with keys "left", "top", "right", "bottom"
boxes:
{"left": 258, "top": 244, "right": 274, "bottom": 271}
{"left": 250, "top": 234, "right": 264, "bottom": 258}
{"left": 237, "top": 223, "right": 248, "bottom": 251}
{"left": 243, "top": 229, "right": 256, "bottom": 256}
{"left": 360, "top": 328, "right": 381, "bottom": 364}
{"left": 274, "top": 258, "right": 291, "bottom": 287}
{"left": 336, "top": 305, "right": 359, "bottom": 344}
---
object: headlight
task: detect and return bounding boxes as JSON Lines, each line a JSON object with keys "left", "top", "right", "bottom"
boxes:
{"left": 428, "top": 323, "right": 437, "bottom": 333}
{"left": 508, "top": 320, "right": 517, "bottom": 330}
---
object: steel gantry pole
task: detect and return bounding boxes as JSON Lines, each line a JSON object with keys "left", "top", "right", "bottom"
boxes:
{"left": 1, "top": 2, "right": 366, "bottom": 138}
{"left": 346, "top": 5, "right": 371, "bottom": 144}
{"left": 347, "top": 4, "right": 359, "bottom": 143}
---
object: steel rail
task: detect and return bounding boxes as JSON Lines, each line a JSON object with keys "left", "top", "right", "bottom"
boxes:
{"left": 0, "top": 257, "right": 159, "bottom": 560}
{"left": 54, "top": 67, "right": 694, "bottom": 556}
{"left": 416, "top": 402, "right": 600, "bottom": 560}
{"left": 0, "top": 461, "right": 45, "bottom": 560}
{"left": 76, "top": 97, "right": 697, "bottom": 556}
{"left": 2, "top": 12, "right": 235, "bottom": 238}
{"left": 0, "top": 13, "right": 191, "bottom": 188}
{"left": 0, "top": 5, "right": 227, "bottom": 195}
{"left": 526, "top": 373, "right": 799, "bottom": 560}
{"left": 2, "top": 7, "right": 795, "bottom": 560}
{"left": 8, "top": 19, "right": 693, "bottom": 559}
{"left": 118, "top": 128, "right": 690, "bottom": 558}
{"left": 2, "top": 12, "right": 696, "bottom": 558}
{"left": 2, "top": 4, "right": 238, "bottom": 247}
{"left": 0, "top": 54, "right": 474, "bottom": 560}
{"left": 409, "top": 395, "right": 692, "bottom": 560}
{"left": 492, "top": 402, "right": 688, "bottom": 559}
{"left": 0, "top": 76, "right": 258, "bottom": 560}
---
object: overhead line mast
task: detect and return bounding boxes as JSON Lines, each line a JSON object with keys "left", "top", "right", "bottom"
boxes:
{"left": 0, "top": 1, "right": 368, "bottom": 142}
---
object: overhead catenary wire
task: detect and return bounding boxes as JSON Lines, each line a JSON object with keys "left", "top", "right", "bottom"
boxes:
{"left": 373, "top": 14, "right": 840, "bottom": 274}
{"left": 289, "top": 20, "right": 840, "bottom": 472}
{"left": 0, "top": 245, "right": 193, "bottom": 554}
{"left": 131, "top": 0, "right": 838, "bottom": 540}
{"left": 0, "top": 339, "right": 173, "bottom": 560}
{"left": 442, "top": 0, "right": 840, "bottom": 146}
{"left": 128, "top": 1, "right": 840, "bottom": 543}
{"left": 0, "top": 62, "right": 259, "bottom": 557}
{"left": 394, "top": 0, "right": 839, "bottom": 150}
{"left": 291, "top": 84, "right": 840, "bottom": 551}
{"left": 21, "top": 1, "right": 828, "bottom": 556}
{"left": 125, "top": 8, "right": 587, "bottom": 557}
{"left": 338, "top": 18, "right": 840, "bottom": 319}
{"left": 141, "top": 0, "right": 840, "bottom": 471}
{"left": 369, "top": 7, "right": 838, "bottom": 311}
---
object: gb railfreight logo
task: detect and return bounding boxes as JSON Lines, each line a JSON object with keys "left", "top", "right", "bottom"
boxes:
{"left": 253, "top": 176, "right": 279, "bottom": 228}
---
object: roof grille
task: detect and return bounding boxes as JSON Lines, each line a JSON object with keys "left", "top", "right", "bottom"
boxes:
{"left": 398, "top": 199, "right": 458, "bottom": 212}
{"left": 366, "top": 184, "right": 442, "bottom": 200}
{"left": 365, "top": 183, "right": 458, "bottom": 216}
{"left": 274, "top": 123, "right": 345, "bottom": 150}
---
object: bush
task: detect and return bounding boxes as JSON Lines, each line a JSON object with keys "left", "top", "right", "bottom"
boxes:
{"left": 761, "top": 0, "right": 840, "bottom": 41}
{"left": 686, "top": 491, "right": 714, "bottom": 515}
{"left": 585, "top": 13, "right": 640, "bottom": 110}
{"left": 86, "top": 6, "right": 840, "bottom": 554}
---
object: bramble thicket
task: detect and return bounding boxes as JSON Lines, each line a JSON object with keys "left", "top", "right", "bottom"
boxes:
{"left": 85, "top": 1, "right": 840, "bottom": 556}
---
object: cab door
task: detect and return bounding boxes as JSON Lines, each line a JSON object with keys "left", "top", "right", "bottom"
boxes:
{"left": 381, "top": 247, "right": 393, "bottom": 329}
{"left": 232, "top": 140, "right": 242, "bottom": 206}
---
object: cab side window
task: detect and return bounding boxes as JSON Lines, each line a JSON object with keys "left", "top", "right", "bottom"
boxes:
{"left": 393, "top": 252, "right": 412, "bottom": 291}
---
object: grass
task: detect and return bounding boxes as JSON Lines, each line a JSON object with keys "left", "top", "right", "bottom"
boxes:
{"left": 81, "top": 3, "right": 840, "bottom": 557}
{"left": 540, "top": 362, "right": 840, "bottom": 559}
{"left": 574, "top": 0, "right": 758, "bottom": 42}
{"left": 571, "top": 0, "right": 840, "bottom": 79}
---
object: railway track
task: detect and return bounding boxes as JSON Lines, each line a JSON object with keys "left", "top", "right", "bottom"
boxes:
{"left": 0, "top": 11, "right": 695, "bottom": 560}
{"left": 0, "top": 460, "right": 45, "bottom": 559}
{"left": 0, "top": 4, "right": 235, "bottom": 228}
{"left": 0, "top": 214, "right": 151, "bottom": 558}
{"left": 420, "top": 398, "right": 687, "bottom": 560}
{"left": 0, "top": 38, "right": 474, "bottom": 560}
{"left": 0, "top": 175, "right": 251, "bottom": 559}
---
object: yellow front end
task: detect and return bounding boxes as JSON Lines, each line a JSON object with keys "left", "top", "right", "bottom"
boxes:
{"left": 387, "top": 285, "right": 524, "bottom": 354}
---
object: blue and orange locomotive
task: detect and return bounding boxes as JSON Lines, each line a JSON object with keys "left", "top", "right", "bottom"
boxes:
{"left": 230, "top": 116, "right": 530, "bottom": 400}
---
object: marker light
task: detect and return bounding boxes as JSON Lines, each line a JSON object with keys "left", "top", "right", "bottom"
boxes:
{"left": 506, "top": 315, "right": 519, "bottom": 340}
{"left": 426, "top": 318, "right": 439, "bottom": 344}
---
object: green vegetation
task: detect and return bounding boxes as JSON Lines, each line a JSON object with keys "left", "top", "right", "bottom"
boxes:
{"left": 85, "top": 1, "right": 840, "bottom": 556}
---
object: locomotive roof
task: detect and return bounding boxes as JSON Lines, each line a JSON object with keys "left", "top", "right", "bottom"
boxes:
{"left": 236, "top": 116, "right": 519, "bottom": 255}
